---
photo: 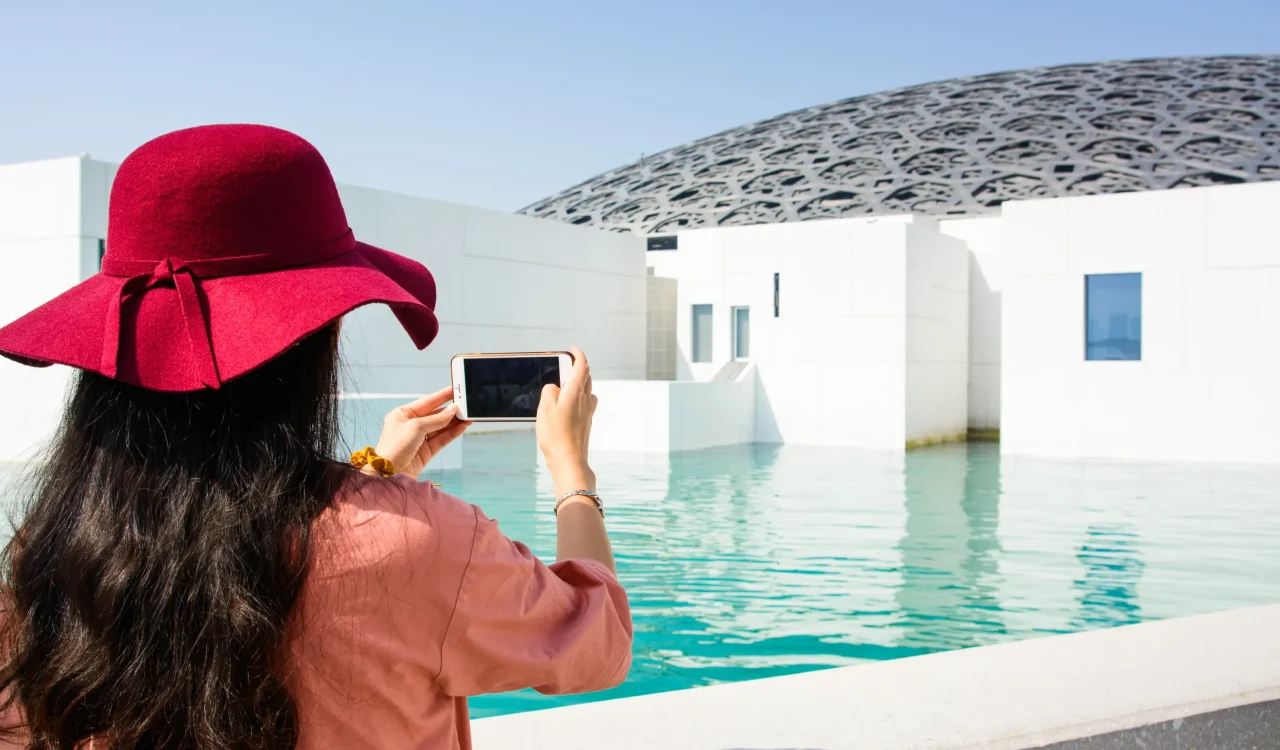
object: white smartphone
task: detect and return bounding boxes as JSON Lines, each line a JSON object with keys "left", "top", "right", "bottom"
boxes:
{"left": 450, "top": 351, "right": 574, "bottom": 422}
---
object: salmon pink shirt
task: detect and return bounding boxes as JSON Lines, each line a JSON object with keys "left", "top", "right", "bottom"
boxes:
{"left": 288, "top": 473, "right": 633, "bottom": 749}
{"left": 0, "top": 472, "right": 632, "bottom": 749}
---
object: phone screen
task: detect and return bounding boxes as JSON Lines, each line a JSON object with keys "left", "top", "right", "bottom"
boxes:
{"left": 462, "top": 356, "right": 562, "bottom": 419}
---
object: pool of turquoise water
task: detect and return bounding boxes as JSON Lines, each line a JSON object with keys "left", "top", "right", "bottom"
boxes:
{"left": 4, "top": 426, "right": 1279, "bottom": 720}
{"left": 442, "top": 433, "right": 1280, "bottom": 718}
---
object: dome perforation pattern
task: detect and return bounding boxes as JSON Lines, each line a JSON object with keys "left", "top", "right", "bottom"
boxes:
{"left": 520, "top": 56, "right": 1280, "bottom": 234}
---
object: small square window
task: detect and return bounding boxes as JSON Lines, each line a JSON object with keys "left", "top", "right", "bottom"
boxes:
{"left": 1085, "top": 273, "right": 1141, "bottom": 361}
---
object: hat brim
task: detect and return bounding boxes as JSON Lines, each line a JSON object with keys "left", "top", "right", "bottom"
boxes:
{"left": 0, "top": 242, "right": 438, "bottom": 392}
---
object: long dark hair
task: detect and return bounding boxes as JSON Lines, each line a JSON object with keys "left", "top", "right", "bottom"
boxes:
{"left": 0, "top": 323, "right": 345, "bottom": 749}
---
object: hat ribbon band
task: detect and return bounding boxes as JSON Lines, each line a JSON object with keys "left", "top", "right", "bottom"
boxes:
{"left": 98, "top": 229, "right": 357, "bottom": 389}
{"left": 98, "top": 228, "right": 356, "bottom": 279}
{"left": 100, "top": 259, "right": 221, "bottom": 388}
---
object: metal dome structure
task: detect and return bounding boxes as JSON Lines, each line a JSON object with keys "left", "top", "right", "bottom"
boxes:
{"left": 519, "top": 55, "right": 1280, "bottom": 234}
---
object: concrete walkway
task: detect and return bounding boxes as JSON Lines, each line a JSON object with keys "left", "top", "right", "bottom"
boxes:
{"left": 471, "top": 604, "right": 1280, "bottom": 749}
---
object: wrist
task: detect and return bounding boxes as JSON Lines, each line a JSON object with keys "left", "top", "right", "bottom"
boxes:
{"left": 548, "top": 460, "right": 595, "bottom": 495}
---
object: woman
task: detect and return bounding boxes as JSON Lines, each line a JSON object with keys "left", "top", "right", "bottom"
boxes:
{"left": 0, "top": 125, "right": 631, "bottom": 749}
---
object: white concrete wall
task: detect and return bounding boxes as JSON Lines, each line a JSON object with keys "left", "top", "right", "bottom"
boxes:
{"left": 589, "top": 369, "right": 755, "bottom": 452}
{"left": 940, "top": 216, "right": 1004, "bottom": 432}
{"left": 655, "top": 216, "right": 916, "bottom": 450}
{"left": 335, "top": 184, "right": 646, "bottom": 395}
{"left": 668, "top": 372, "right": 755, "bottom": 452}
{"left": 904, "top": 219, "right": 970, "bottom": 445}
{"left": 0, "top": 157, "right": 108, "bottom": 461}
{"left": 1001, "top": 182, "right": 1280, "bottom": 464}
{"left": 588, "top": 381, "right": 672, "bottom": 451}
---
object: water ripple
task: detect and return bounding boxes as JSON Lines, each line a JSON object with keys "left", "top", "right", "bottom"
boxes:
{"left": 451, "top": 434, "right": 1280, "bottom": 718}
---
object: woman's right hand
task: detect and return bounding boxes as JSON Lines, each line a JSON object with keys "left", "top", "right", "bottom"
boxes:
{"left": 375, "top": 387, "right": 470, "bottom": 478}
{"left": 537, "top": 346, "right": 598, "bottom": 493}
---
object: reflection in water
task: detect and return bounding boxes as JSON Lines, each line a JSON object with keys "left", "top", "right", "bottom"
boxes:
{"left": 960, "top": 446, "right": 1006, "bottom": 639}
{"left": 895, "top": 445, "right": 1006, "bottom": 650}
{"left": 1072, "top": 524, "right": 1145, "bottom": 629}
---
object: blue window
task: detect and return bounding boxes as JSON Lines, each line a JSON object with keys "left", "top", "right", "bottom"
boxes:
{"left": 1085, "top": 273, "right": 1141, "bottom": 361}
{"left": 691, "top": 304, "right": 713, "bottom": 363}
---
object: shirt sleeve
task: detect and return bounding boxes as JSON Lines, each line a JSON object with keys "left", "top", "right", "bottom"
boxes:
{"left": 435, "top": 507, "right": 633, "bottom": 697}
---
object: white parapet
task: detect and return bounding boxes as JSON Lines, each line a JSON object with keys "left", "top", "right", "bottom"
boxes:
{"left": 589, "top": 365, "right": 757, "bottom": 453}
{"left": 472, "top": 604, "right": 1280, "bottom": 750}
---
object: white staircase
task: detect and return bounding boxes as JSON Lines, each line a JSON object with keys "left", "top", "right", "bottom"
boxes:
{"left": 711, "top": 360, "right": 749, "bottom": 383}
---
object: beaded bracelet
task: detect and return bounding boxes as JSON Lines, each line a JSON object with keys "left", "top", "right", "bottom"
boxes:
{"left": 554, "top": 490, "right": 605, "bottom": 518}
{"left": 351, "top": 446, "right": 395, "bottom": 477}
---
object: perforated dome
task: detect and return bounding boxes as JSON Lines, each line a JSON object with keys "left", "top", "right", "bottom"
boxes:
{"left": 520, "top": 55, "right": 1280, "bottom": 234}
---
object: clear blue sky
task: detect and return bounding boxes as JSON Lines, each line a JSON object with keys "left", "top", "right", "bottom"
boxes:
{"left": 1, "top": 0, "right": 1275, "bottom": 211}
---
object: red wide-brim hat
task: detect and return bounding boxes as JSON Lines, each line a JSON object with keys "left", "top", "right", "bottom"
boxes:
{"left": 0, "top": 124, "right": 439, "bottom": 392}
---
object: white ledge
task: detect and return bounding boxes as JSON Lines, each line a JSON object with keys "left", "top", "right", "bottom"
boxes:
{"left": 471, "top": 604, "right": 1280, "bottom": 749}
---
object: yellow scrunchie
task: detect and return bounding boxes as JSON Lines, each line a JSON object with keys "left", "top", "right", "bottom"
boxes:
{"left": 351, "top": 446, "right": 395, "bottom": 477}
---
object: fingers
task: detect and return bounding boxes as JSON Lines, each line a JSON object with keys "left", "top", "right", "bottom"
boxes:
{"left": 584, "top": 394, "right": 598, "bottom": 459}
{"left": 538, "top": 383, "right": 561, "bottom": 417}
{"left": 563, "top": 346, "right": 590, "bottom": 398}
{"left": 586, "top": 394, "right": 598, "bottom": 435}
{"left": 424, "top": 418, "right": 469, "bottom": 455}
{"left": 411, "top": 404, "right": 458, "bottom": 433}
{"left": 392, "top": 386, "right": 455, "bottom": 421}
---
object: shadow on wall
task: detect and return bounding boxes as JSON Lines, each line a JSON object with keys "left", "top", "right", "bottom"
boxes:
{"left": 968, "top": 246, "right": 1001, "bottom": 432}
{"left": 754, "top": 365, "right": 780, "bottom": 444}
{"left": 675, "top": 341, "right": 695, "bottom": 381}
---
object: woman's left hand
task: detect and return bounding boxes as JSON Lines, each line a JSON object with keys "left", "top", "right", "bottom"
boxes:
{"left": 375, "top": 387, "right": 470, "bottom": 478}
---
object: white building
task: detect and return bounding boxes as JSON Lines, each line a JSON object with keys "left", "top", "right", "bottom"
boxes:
{"left": 999, "top": 183, "right": 1280, "bottom": 465}
{"left": 642, "top": 216, "right": 970, "bottom": 451}
{"left": 630, "top": 181, "right": 1280, "bottom": 464}
{"left": 0, "top": 156, "right": 646, "bottom": 461}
